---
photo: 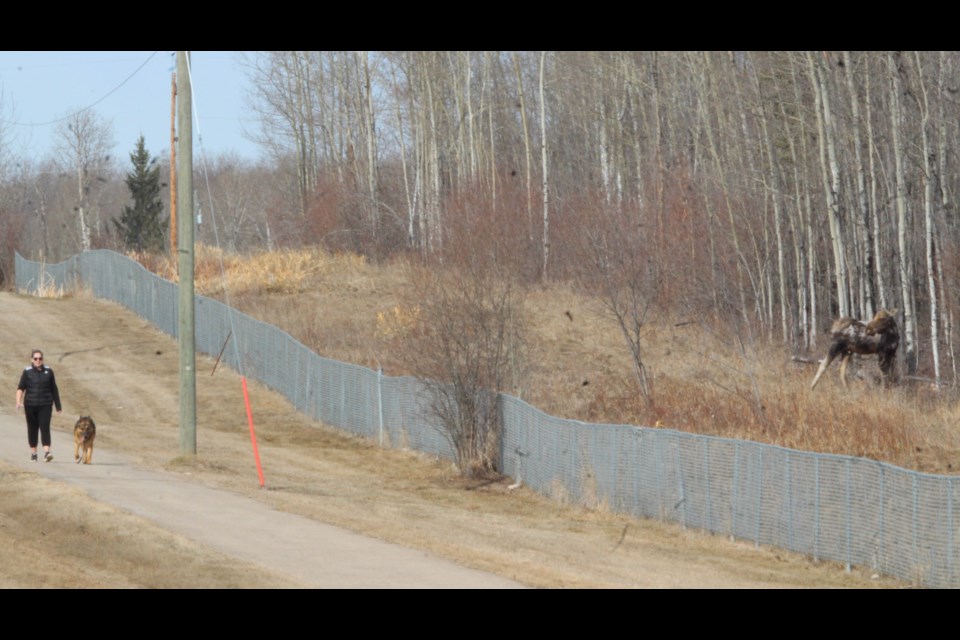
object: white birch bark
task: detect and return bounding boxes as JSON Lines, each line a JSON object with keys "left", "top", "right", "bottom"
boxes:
{"left": 485, "top": 53, "right": 498, "bottom": 207}
{"left": 512, "top": 53, "right": 534, "bottom": 242}
{"left": 700, "top": 53, "right": 749, "bottom": 325}
{"left": 357, "top": 52, "right": 381, "bottom": 245}
{"left": 888, "top": 52, "right": 917, "bottom": 374}
{"left": 749, "top": 54, "right": 789, "bottom": 342}
{"left": 55, "top": 110, "right": 113, "bottom": 253}
{"left": 776, "top": 55, "right": 812, "bottom": 347}
{"left": 539, "top": 51, "right": 550, "bottom": 279}
{"left": 936, "top": 51, "right": 956, "bottom": 384}
{"left": 842, "top": 52, "right": 875, "bottom": 319}
{"left": 388, "top": 59, "right": 414, "bottom": 248}
{"left": 864, "top": 62, "right": 889, "bottom": 312}
{"left": 808, "top": 51, "right": 849, "bottom": 318}
{"left": 913, "top": 52, "right": 940, "bottom": 385}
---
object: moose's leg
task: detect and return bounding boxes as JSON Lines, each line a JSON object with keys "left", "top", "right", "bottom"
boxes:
{"left": 811, "top": 349, "right": 840, "bottom": 390}
{"left": 878, "top": 348, "right": 897, "bottom": 387}
{"left": 811, "top": 341, "right": 851, "bottom": 390}
{"left": 839, "top": 353, "right": 852, "bottom": 388}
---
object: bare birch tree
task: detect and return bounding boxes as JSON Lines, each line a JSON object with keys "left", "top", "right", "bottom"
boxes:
{"left": 888, "top": 51, "right": 917, "bottom": 375}
{"left": 842, "top": 51, "right": 876, "bottom": 320}
{"left": 808, "top": 51, "right": 850, "bottom": 318}
{"left": 512, "top": 52, "right": 534, "bottom": 241}
{"left": 936, "top": 51, "right": 957, "bottom": 383}
{"left": 539, "top": 51, "right": 550, "bottom": 279}
{"left": 54, "top": 110, "right": 114, "bottom": 252}
{"left": 912, "top": 51, "right": 941, "bottom": 385}
{"left": 749, "top": 53, "right": 790, "bottom": 342}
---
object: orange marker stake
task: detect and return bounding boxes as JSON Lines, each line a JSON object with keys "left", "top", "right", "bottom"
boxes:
{"left": 241, "top": 376, "right": 266, "bottom": 488}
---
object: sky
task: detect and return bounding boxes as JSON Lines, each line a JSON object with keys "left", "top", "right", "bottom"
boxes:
{"left": 0, "top": 51, "right": 262, "bottom": 167}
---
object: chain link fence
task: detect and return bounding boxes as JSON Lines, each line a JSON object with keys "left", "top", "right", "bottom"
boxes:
{"left": 16, "top": 250, "right": 958, "bottom": 587}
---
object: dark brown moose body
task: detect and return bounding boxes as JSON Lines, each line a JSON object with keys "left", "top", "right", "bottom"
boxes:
{"left": 810, "top": 308, "right": 900, "bottom": 390}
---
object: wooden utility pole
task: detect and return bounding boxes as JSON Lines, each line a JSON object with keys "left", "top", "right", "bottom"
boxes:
{"left": 170, "top": 71, "right": 177, "bottom": 260}
{"left": 177, "top": 51, "right": 196, "bottom": 455}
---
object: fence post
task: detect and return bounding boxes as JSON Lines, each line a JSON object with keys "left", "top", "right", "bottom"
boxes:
{"left": 845, "top": 458, "right": 852, "bottom": 572}
{"left": 912, "top": 474, "right": 919, "bottom": 575}
{"left": 754, "top": 447, "right": 763, "bottom": 549}
{"left": 786, "top": 454, "right": 794, "bottom": 551}
{"left": 377, "top": 367, "right": 385, "bottom": 447}
{"left": 674, "top": 434, "right": 687, "bottom": 529}
{"left": 814, "top": 457, "right": 820, "bottom": 562}
{"left": 949, "top": 477, "right": 954, "bottom": 585}
{"left": 702, "top": 436, "right": 713, "bottom": 532}
{"left": 877, "top": 465, "right": 885, "bottom": 573}
{"left": 730, "top": 441, "right": 740, "bottom": 541}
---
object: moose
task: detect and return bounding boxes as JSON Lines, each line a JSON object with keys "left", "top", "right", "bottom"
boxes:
{"left": 810, "top": 308, "right": 900, "bottom": 390}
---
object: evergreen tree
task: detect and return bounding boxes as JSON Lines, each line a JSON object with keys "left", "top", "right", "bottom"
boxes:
{"left": 115, "top": 135, "right": 166, "bottom": 252}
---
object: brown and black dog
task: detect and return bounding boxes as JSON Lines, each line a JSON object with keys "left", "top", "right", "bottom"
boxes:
{"left": 73, "top": 416, "right": 96, "bottom": 465}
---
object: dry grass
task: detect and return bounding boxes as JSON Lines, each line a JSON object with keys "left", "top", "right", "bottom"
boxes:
{"left": 0, "top": 462, "right": 302, "bottom": 588}
{"left": 131, "top": 245, "right": 370, "bottom": 296}
{"left": 18, "top": 263, "right": 66, "bottom": 299}
{"left": 0, "top": 290, "right": 910, "bottom": 588}
{"left": 151, "top": 247, "right": 960, "bottom": 476}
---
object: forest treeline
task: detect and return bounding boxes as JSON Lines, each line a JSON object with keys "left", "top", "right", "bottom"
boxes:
{"left": 1, "top": 52, "right": 958, "bottom": 383}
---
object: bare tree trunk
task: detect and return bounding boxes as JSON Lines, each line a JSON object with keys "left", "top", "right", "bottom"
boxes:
{"left": 55, "top": 110, "right": 113, "bottom": 253}
{"left": 913, "top": 51, "right": 941, "bottom": 385}
{"left": 774, "top": 54, "right": 812, "bottom": 348}
{"left": 888, "top": 52, "right": 917, "bottom": 374}
{"left": 512, "top": 52, "right": 534, "bottom": 243}
{"left": 937, "top": 51, "right": 957, "bottom": 385}
{"left": 424, "top": 59, "right": 443, "bottom": 254}
{"left": 244, "top": 51, "right": 321, "bottom": 219}
{"left": 291, "top": 52, "right": 317, "bottom": 216}
{"left": 446, "top": 52, "right": 468, "bottom": 187}
{"left": 749, "top": 54, "right": 790, "bottom": 342}
{"left": 358, "top": 52, "right": 381, "bottom": 252}
{"left": 699, "top": 53, "right": 749, "bottom": 325}
{"left": 76, "top": 164, "right": 90, "bottom": 251}
{"left": 463, "top": 52, "right": 478, "bottom": 181}
{"left": 388, "top": 59, "right": 415, "bottom": 249}
{"left": 842, "top": 51, "right": 876, "bottom": 320}
{"left": 539, "top": 51, "right": 550, "bottom": 280}
{"left": 650, "top": 52, "right": 665, "bottom": 252}
{"left": 787, "top": 56, "right": 819, "bottom": 346}
{"left": 808, "top": 51, "right": 850, "bottom": 318}
{"left": 864, "top": 62, "right": 890, "bottom": 311}
{"left": 484, "top": 53, "right": 498, "bottom": 208}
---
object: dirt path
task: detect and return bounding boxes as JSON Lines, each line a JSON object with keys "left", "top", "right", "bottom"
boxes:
{"left": 0, "top": 291, "right": 907, "bottom": 588}
{"left": 0, "top": 413, "right": 521, "bottom": 588}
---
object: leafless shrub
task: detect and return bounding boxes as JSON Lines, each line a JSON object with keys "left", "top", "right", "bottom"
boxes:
{"left": 0, "top": 203, "right": 26, "bottom": 289}
{"left": 397, "top": 263, "right": 527, "bottom": 478}
{"left": 574, "top": 200, "right": 659, "bottom": 406}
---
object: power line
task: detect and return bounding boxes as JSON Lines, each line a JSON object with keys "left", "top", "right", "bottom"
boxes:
{"left": 3, "top": 51, "right": 160, "bottom": 128}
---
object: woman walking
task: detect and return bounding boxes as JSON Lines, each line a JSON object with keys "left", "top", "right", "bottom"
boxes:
{"left": 15, "top": 349, "right": 62, "bottom": 462}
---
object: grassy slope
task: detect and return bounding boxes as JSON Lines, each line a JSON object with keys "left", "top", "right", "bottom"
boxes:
{"left": 165, "top": 247, "right": 960, "bottom": 476}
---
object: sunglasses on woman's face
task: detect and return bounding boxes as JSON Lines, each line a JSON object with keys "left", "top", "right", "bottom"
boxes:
{"left": 32, "top": 357, "right": 43, "bottom": 361}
